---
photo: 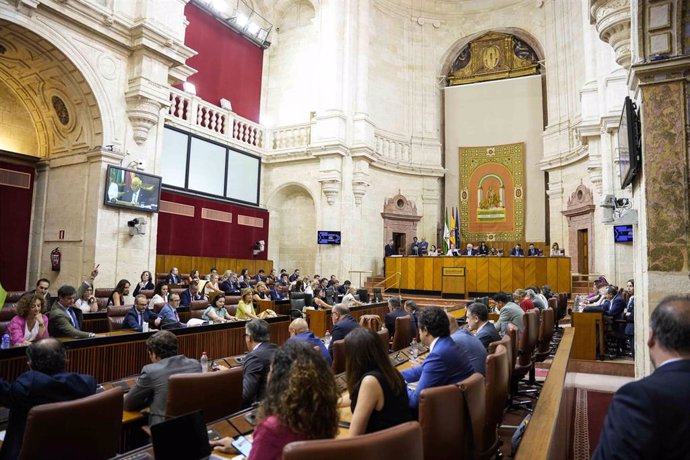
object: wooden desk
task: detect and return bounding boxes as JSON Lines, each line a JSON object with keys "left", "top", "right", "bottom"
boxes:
{"left": 385, "top": 256, "right": 572, "bottom": 295}
{"left": 571, "top": 312, "right": 605, "bottom": 360}
{"left": 0, "top": 316, "right": 291, "bottom": 383}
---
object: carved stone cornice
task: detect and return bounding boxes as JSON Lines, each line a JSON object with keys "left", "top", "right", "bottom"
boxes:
{"left": 318, "top": 170, "right": 341, "bottom": 206}
{"left": 590, "top": 0, "right": 631, "bottom": 69}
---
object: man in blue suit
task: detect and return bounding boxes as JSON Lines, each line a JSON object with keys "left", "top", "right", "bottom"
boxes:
{"left": 401, "top": 307, "right": 474, "bottom": 410}
{"left": 179, "top": 280, "right": 205, "bottom": 307}
{"left": 122, "top": 295, "right": 161, "bottom": 332}
{"left": 0, "top": 339, "right": 96, "bottom": 460}
{"left": 385, "top": 297, "right": 409, "bottom": 338}
{"left": 287, "top": 318, "right": 332, "bottom": 366}
{"left": 328, "top": 304, "right": 359, "bottom": 357}
{"left": 593, "top": 295, "right": 690, "bottom": 459}
{"left": 509, "top": 243, "right": 525, "bottom": 256}
{"left": 467, "top": 302, "right": 501, "bottom": 351}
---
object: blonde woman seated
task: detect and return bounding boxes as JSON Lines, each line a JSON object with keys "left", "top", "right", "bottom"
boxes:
{"left": 204, "top": 273, "right": 221, "bottom": 296}
{"left": 236, "top": 288, "right": 260, "bottom": 320}
{"left": 8, "top": 295, "right": 49, "bottom": 347}
{"left": 342, "top": 287, "right": 364, "bottom": 307}
{"left": 312, "top": 287, "right": 332, "bottom": 310}
{"left": 253, "top": 282, "right": 270, "bottom": 302}
{"left": 202, "top": 293, "right": 237, "bottom": 323}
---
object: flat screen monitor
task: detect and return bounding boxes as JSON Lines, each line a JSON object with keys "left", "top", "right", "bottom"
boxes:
{"left": 318, "top": 230, "right": 341, "bottom": 245}
{"left": 614, "top": 225, "right": 633, "bottom": 243}
{"left": 104, "top": 165, "right": 162, "bottom": 213}
{"left": 618, "top": 96, "right": 641, "bottom": 189}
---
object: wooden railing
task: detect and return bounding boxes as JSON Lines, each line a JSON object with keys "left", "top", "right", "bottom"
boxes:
{"left": 515, "top": 327, "right": 575, "bottom": 460}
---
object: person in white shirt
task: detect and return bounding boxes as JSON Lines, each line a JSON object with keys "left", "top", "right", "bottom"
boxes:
{"left": 149, "top": 282, "right": 169, "bottom": 310}
{"left": 342, "top": 287, "right": 364, "bottom": 308}
{"left": 445, "top": 243, "right": 459, "bottom": 256}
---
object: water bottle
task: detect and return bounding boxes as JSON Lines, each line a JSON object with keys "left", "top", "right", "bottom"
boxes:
{"left": 1, "top": 333, "right": 9, "bottom": 350}
{"left": 324, "top": 331, "right": 332, "bottom": 348}
{"left": 410, "top": 338, "right": 418, "bottom": 361}
{"left": 200, "top": 352, "right": 209, "bottom": 373}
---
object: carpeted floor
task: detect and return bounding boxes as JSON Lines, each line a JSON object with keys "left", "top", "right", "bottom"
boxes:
{"left": 573, "top": 388, "right": 615, "bottom": 459}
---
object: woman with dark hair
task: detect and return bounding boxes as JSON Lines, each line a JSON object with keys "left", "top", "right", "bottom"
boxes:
{"left": 311, "top": 287, "right": 331, "bottom": 310}
{"left": 108, "top": 279, "right": 130, "bottom": 306}
{"left": 238, "top": 268, "right": 250, "bottom": 288}
{"left": 478, "top": 241, "right": 489, "bottom": 256}
{"left": 132, "top": 271, "right": 154, "bottom": 297}
{"left": 8, "top": 295, "right": 49, "bottom": 346}
{"left": 202, "top": 293, "right": 236, "bottom": 323}
{"left": 211, "top": 340, "right": 339, "bottom": 458}
{"left": 341, "top": 328, "right": 411, "bottom": 436}
{"left": 148, "top": 282, "right": 169, "bottom": 309}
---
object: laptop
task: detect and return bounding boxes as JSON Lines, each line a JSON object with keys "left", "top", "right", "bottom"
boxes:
{"left": 150, "top": 410, "right": 212, "bottom": 460}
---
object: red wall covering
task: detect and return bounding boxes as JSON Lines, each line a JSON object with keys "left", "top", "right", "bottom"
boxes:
{"left": 157, "top": 190, "right": 269, "bottom": 260}
{"left": 184, "top": 3, "right": 264, "bottom": 123}
{"left": 0, "top": 161, "right": 34, "bottom": 290}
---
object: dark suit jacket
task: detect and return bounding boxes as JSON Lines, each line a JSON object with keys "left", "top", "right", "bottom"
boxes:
{"left": 384, "top": 244, "right": 395, "bottom": 257}
{"left": 329, "top": 315, "right": 359, "bottom": 356}
{"left": 242, "top": 342, "right": 279, "bottom": 407}
{"left": 166, "top": 273, "right": 180, "bottom": 285}
{"left": 124, "top": 355, "right": 201, "bottom": 425}
{"left": 288, "top": 332, "right": 332, "bottom": 366}
{"left": 179, "top": 289, "right": 204, "bottom": 307}
{"left": 593, "top": 359, "right": 690, "bottom": 459}
{"left": 510, "top": 248, "right": 525, "bottom": 256}
{"left": 47, "top": 303, "right": 90, "bottom": 339}
{"left": 461, "top": 249, "right": 476, "bottom": 256}
{"left": 121, "top": 187, "right": 152, "bottom": 205}
{"left": 475, "top": 322, "right": 501, "bottom": 351}
{"left": 603, "top": 294, "right": 625, "bottom": 318}
{"left": 133, "top": 281, "right": 155, "bottom": 297}
{"left": 385, "top": 309, "right": 409, "bottom": 338}
{"left": 122, "top": 307, "right": 159, "bottom": 332}
{"left": 0, "top": 371, "right": 96, "bottom": 460}
{"left": 220, "top": 280, "right": 240, "bottom": 294}
{"left": 527, "top": 248, "right": 539, "bottom": 256}
{"left": 401, "top": 336, "right": 475, "bottom": 409}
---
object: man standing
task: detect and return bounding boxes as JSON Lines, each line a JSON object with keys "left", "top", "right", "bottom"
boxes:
{"left": 385, "top": 297, "right": 408, "bottom": 338}
{"left": 448, "top": 312, "right": 487, "bottom": 375}
{"left": 122, "top": 294, "right": 161, "bottom": 332}
{"left": 594, "top": 296, "right": 690, "bottom": 459}
{"left": 466, "top": 302, "right": 500, "bottom": 351}
{"left": 493, "top": 292, "right": 524, "bottom": 336}
{"left": 418, "top": 237, "right": 429, "bottom": 256}
{"left": 329, "top": 304, "right": 359, "bottom": 356}
{"left": 401, "top": 307, "right": 474, "bottom": 410}
{"left": 48, "top": 285, "right": 95, "bottom": 339}
{"left": 242, "top": 319, "right": 279, "bottom": 407}
{"left": 287, "top": 318, "right": 332, "bottom": 366}
{"left": 124, "top": 331, "right": 201, "bottom": 425}
{"left": 411, "top": 237, "right": 420, "bottom": 256}
{"left": 384, "top": 239, "right": 395, "bottom": 257}
{"left": 0, "top": 339, "right": 96, "bottom": 460}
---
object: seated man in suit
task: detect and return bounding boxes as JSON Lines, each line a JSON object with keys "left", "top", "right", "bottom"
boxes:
{"left": 466, "top": 302, "right": 500, "bottom": 350}
{"left": 493, "top": 292, "right": 524, "bottom": 336}
{"left": 287, "top": 318, "right": 332, "bottom": 366}
{"left": 220, "top": 271, "right": 241, "bottom": 294}
{"left": 527, "top": 243, "right": 540, "bottom": 256}
{"left": 48, "top": 285, "right": 95, "bottom": 339}
{"left": 385, "top": 296, "right": 408, "bottom": 338}
{"left": 510, "top": 243, "right": 525, "bottom": 256}
{"left": 242, "top": 319, "right": 279, "bottom": 407}
{"left": 461, "top": 243, "right": 477, "bottom": 256}
{"left": 122, "top": 294, "right": 161, "bottom": 332}
{"left": 124, "top": 331, "right": 201, "bottom": 425}
{"left": 121, "top": 176, "right": 151, "bottom": 205}
{"left": 179, "top": 280, "right": 205, "bottom": 307}
{"left": 401, "top": 307, "right": 474, "bottom": 410}
{"left": 0, "top": 338, "right": 96, "bottom": 460}
{"left": 448, "top": 312, "right": 487, "bottom": 375}
{"left": 594, "top": 295, "right": 690, "bottom": 459}
{"left": 329, "top": 304, "right": 359, "bottom": 357}
{"left": 165, "top": 267, "right": 180, "bottom": 285}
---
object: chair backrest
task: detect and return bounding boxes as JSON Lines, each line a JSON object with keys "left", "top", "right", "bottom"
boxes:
{"left": 457, "top": 373, "right": 485, "bottom": 458}
{"left": 537, "top": 308, "right": 555, "bottom": 354}
{"left": 190, "top": 300, "right": 208, "bottom": 319}
{"left": 373, "top": 287, "right": 382, "bottom": 302}
{"left": 167, "top": 367, "right": 243, "bottom": 422}
{"left": 331, "top": 339, "right": 346, "bottom": 374}
{"left": 547, "top": 297, "right": 558, "bottom": 311}
{"left": 290, "top": 298, "right": 306, "bottom": 312}
{"left": 290, "top": 292, "right": 306, "bottom": 302}
{"left": 19, "top": 387, "right": 123, "bottom": 460}
{"left": 377, "top": 328, "right": 390, "bottom": 352}
{"left": 283, "top": 421, "right": 423, "bottom": 460}
{"left": 483, "top": 344, "right": 510, "bottom": 456}
{"left": 517, "top": 310, "right": 539, "bottom": 366}
{"left": 557, "top": 293, "right": 568, "bottom": 320}
{"left": 153, "top": 302, "right": 165, "bottom": 313}
{"left": 418, "top": 383, "right": 470, "bottom": 460}
{"left": 359, "top": 314, "right": 382, "bottom": 332}
{"left": 302, "top": 293, "right": 313, "bottom": 307}
{"left": 140, "top": 289, "right": 154, "bottom": 299}
{"left": 391, "top": 315, "right": 412, "bottom": 352}
{"left": 106, "top": 305, "right": 130, "bottom": 330}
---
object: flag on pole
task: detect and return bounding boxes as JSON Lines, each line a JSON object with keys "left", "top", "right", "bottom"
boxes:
{"left": 0, "top": 283, "right": 7, "bottom": 311}
{"left": 449, "top": 208, "right": 456, "bottom": 248}
{"left": 443, "top": 208, "right": 450, "bottom": 254}
{"left": 454, "top": 207, "right": 460, "bottom": 247}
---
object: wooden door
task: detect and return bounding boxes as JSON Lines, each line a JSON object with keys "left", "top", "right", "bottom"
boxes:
{"left": 577, "top": 229, "right": 589, "bottom": 274}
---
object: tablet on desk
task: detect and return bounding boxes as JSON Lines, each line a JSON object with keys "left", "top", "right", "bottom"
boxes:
{"left": 231, "top": 435, "right": 253, "bottom": 457}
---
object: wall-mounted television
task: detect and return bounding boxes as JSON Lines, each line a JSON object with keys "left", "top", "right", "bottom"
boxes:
{"left": 618, "top": 96, "right": 642, "bottom": 189}
{"left": 613, "top": 224, "right": 633, "bottom": 243}
{"left": 104, "top": 165, "right": 162, "bottom": 213}
{"left": 318, "top": 231, "right": 341, "bottom": 245}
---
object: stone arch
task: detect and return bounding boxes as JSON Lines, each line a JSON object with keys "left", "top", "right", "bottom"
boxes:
{"left": 259, "top": 0, "right": 319, "bottom": 25}
{"left": 266, "top": 182, "right": 317, "bottom": 274}
{"left": 0, "top": 17, "right": 108, "bottom": 157}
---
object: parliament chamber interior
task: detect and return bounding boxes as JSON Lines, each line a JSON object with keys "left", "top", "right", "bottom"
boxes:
{"left": 1, "top": 0, "right": 689, "bottom": 459}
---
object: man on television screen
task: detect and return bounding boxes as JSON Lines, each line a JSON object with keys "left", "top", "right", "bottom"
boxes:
{"left": 121, "top": 177, "right": 150, "bottom": 205}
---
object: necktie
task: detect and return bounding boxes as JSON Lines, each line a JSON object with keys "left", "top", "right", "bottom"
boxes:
{"left": 68, "top": 308, "right": 78, "bottom": 328}
{"left": 138, "top": 313, "right": 143, "bottom": 326}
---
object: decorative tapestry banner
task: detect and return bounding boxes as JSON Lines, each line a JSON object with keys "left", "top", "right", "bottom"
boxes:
{"left": 458, "top": 143, "right": 525, "bottom": 243}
